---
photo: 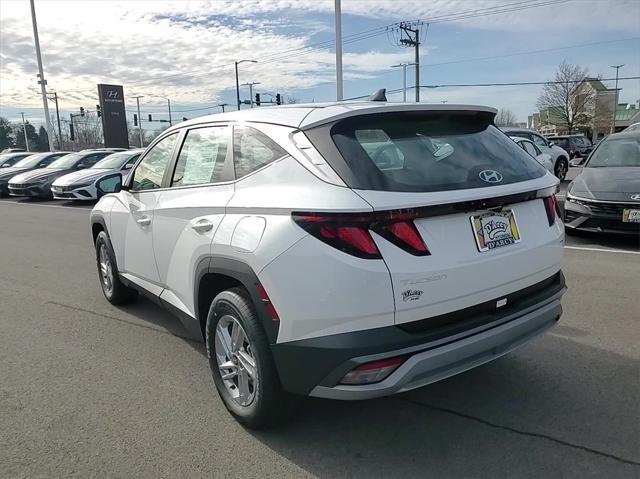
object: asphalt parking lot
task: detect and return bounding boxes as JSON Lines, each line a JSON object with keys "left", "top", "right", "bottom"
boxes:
{"left": 1, "top": 181, "right": 638, "bottom": 478}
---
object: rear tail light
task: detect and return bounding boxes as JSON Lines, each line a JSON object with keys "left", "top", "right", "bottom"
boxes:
{"left": 292, "top": 210, "right": 430, "bottom": 259}
{"left": 256, "top": 283, "right": 279, "bottom": 321}
{"left": 542, "top": 195, "right": 559, "bottom": 226}
{"left": 340, "top": 356, "right": 407, "bottom": 385}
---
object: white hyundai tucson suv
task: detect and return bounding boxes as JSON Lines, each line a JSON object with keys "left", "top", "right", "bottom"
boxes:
{"left": 90, "top": 102, "right": 566, "bottom": 428}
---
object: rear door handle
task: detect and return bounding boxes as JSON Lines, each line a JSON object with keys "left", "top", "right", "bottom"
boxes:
{"left": 136, "top": 216, "right": 151, "bottom": 226}
{"left": 192, "top": 219, "right": 214, "bottom": 233}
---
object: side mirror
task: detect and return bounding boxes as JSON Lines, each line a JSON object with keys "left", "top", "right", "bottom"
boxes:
{"left": 548, "top": 141, "right": 554, "bottom": 147}
{"left": 123, "top": 162, "right": 134, "bottom": 170}
{"left": 96, "top": 173, "right": 122, "bottom": 198}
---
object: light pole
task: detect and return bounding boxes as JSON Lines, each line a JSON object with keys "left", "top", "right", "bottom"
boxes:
{"left": 20, "top": 113, "right": 29, "bottom": 151}
{"left": 29, "top": 0, "right": 54, "bottom": 151}
{"left": 48, "top": 91, "right": 63, "bottom": 149}
{"left": 241, "top": 82, "right": 261, "bottom": 108}
{"left": 391, "top": 62, "right": 416, "bottom": 102}
{"left": 335, "top": 0, "right": 343, "bottom": 101}
{"left": 235, "top": 60, "right": 257, "bottom": 111}
{"left": 146, "top": 95, "right": 172, "bottom": 126}
{"left": 610, "top": 64, "right": 624, "bottom": 134}
{"left": 133, "top": 95, "right": 144, "bottom": 147}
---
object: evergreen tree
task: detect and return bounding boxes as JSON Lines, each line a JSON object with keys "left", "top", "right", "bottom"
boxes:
{"left": 0, "top": 117, "right": 14, "bottom": 151}
{"left": 37, "top": 126, "right": 50, "bottom": 151}
{"left": 14, "top": 121, "right": 39, "bottom": 151}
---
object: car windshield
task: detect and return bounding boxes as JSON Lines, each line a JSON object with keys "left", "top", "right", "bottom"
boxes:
{"left": 13, "top": 153, "right": 51, "bottom": 169}
{"left": 47, "top": 152, "right": 85, "bottom": 169}
{"left": 327, "top": 112, "right": 546, "bottom": 192}
{"left": 93, "top": 152, "right": 136, "bottom": 169}
{"left": 0, "top": 153, "right": 29, "bottom": 166}
{"left": 587, "top": 137, "right": 640, "bottom": 167}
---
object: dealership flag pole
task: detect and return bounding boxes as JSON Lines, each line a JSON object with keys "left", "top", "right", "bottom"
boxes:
{"left": 29, "top": 0, "right": 54, "bottom": 151}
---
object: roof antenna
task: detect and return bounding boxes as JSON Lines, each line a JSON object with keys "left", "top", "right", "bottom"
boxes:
{"left": 368, "top": 88, "right": 387, "bottom": 102}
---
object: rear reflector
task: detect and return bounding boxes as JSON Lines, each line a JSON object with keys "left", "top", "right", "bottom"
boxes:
{"left": 292, "top": 210, "right": 430, "bottom": 259}
{"left": 340, "top": 356, "right": 407, "bottom": 385}
{"left": 256, "top": 283, "right": 279, "bottom": 321}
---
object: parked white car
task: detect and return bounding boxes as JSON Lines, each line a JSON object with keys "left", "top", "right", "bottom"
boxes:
{"left": 51, "top": 149, "right": 143, "bottom": 200}
{"left": 501, "top": 127, "right": 570, "bottom": 181}
{"left": 511, "top": 136, "right": 554, "bottom": 173}
{"left": 90, "top": 102, "right": 566, "bottom": 428}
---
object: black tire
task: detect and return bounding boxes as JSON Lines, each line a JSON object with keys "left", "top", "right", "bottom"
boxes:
{"left": 94, "top": 230, "right": 138, "bottom": 305}
{"left": 555, "top": 157, "right": 568, "bottom": 182}
{"left": 206, "top": 287, "right": 298, "bottom": 429}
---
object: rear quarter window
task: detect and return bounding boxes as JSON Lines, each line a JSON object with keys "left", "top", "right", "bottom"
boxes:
{"left": 315, "top": 112, "right": 546, "bottom": 192}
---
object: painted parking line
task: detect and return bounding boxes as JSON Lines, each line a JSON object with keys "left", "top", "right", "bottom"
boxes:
{"left": 564, "top": 245, "right": 640, "bottom": 255}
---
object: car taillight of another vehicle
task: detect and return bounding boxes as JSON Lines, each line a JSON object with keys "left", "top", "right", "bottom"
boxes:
{"left": 292, "top": 210, "right": 430, "bottom": 259}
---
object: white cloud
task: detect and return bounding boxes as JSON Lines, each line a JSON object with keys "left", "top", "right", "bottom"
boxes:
{"left": 0, "top": 0, "right": 637, "bottom": 113}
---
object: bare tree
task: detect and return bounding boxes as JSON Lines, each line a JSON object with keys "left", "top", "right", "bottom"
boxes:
{"left": 495, "top": 108, "right": 517, "bottom": 127}
{"left": 537, "top": 61, "right": 594, "bottom": 132}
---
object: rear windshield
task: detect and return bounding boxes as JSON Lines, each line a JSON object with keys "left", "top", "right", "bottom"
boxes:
{"left": 320, "top": 112, "right": 546, "bottom": 192}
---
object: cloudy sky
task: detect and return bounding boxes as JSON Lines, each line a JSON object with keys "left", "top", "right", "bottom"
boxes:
{"left": 1, "top": 0, "right": 639, "bottom": 130}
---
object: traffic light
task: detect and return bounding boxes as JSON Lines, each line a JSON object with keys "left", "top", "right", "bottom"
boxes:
{"left": 275, "top": 93, "right": 281, "bottom": 105}
{"left": 96, "top": 104, "right": 101, "bottom": 117}
{"left": 255, "top": 93, "right": 260, "bottom": 106}
{"left": 133, "top": 114, "right": 138, "bottom": 126}
{"left": 148, "top": 114, "right": 152, "bottom": 122}
{"left": 79, "top": 107, "right": 85, "bottom": 116}
{"left": 69, "top": 120, "right": 75, "bottom": 141}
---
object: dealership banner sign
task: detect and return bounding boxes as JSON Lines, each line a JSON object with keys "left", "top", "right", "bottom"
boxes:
{"left": 97, "top": 84, "right": 129, "bottom": 148}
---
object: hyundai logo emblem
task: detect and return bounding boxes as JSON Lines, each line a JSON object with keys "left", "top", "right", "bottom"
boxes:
{"left": 479, "top": 169, "right": 503, "bottom": 183}
{"left": 107, "top": 90, "right": 119, "bottom": 99}
{"left": 631, "top": 194, "right": 640, "bottom": 201}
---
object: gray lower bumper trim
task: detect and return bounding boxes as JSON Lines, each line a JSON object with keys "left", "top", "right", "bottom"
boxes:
{"left": 310, "top": 298, "right": 561, "bottom": 400}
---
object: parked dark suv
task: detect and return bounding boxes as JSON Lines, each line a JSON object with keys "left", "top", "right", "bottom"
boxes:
{"left": 548, "top": 135, "right": 593, "bottom": 161}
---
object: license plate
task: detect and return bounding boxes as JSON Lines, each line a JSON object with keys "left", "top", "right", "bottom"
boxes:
{"left": 470, "top": 210, "right": 521, "bottom": 252}
{"left": 622, "top": 209, "right": 640, "bottom": 223}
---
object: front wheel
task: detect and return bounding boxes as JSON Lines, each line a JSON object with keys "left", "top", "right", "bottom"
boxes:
{"left": 554, "top": 157, "right": 568, "bottom": 182}
{"left": 95, "top": 231, "right": 138, "bottom": 305}
{"left": 206, "top": 288, "right": 298, "bottom": 429}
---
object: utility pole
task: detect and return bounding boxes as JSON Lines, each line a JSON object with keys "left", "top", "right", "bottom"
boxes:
{"left": 29, "top": 0, "right": 54, "bottom": 151}
{"left": 392, "top": 62, "right": 416, "bottom": 102}
{"left": 133, "top": 95, "right": 144, "bottom": 147}
{"left": 20, "top": 113, "right": 29, "bottom": 151}
{"left": 335, "top": 0, "right": 343, "bottom": 101}
{"left": 399, "top": 23, "right": 421, "bottom": 102}
{"left": 241, "top": 82, "right": 261, "bottom": 108}
{"left": 235, "top": 60, "right": 257, "bottom": 111}
{"left": 48, "top": 92, "right": 63, "bottom": 149}
{"left": 218, "top": 103, "right": 229, "bottom": 113}
{"left": 610, "top": 64, "right": 624, "bottom": 134}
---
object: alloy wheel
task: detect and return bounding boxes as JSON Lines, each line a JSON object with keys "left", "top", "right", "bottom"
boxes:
{"left": 98, "top": 244, "right": 113, "bottom": 295}
{"left": 215, "top": 315, "right": 258, "bottom": 407}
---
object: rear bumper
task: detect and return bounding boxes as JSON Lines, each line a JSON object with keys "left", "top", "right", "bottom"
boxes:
{"left": 564, "top": 200, "right": 640, "bottom": 235}
{"left": 272, "top": 272, "right": 566, "bottom": 398}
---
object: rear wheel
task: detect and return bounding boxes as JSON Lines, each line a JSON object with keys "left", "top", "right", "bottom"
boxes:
{"left": 206, "top": 287, "right": 298, "bottom": 429}
{"left": 95, "top": 231, "right": 138, "bottom": 305}
{"left": 555, "top": 157, "right": 568, "bottom": 181}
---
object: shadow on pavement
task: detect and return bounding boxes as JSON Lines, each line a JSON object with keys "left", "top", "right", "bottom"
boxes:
{"left": 251, "top": 335, "right": 639, "bottom": 478}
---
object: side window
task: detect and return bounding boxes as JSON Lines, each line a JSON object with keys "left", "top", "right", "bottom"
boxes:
{"left": 172, "top": 126, "right": 228, "bottom": 187}
{"left": 39, "top": 155, "right": 59, "bottom": 167}
{"left": 522, "top": 141, "right": 538, "bottom": 157}
{"left": 233, "top": 126, "right": 287, "bottom": 178}
{"left": 531, "top": 134, "right": 548, "bottom": 149}
{"left": 123, "top": 154, "right": 140, "bottom": 169}
{"left": 131, "top": 133, "right": 178, "bottom": 191}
